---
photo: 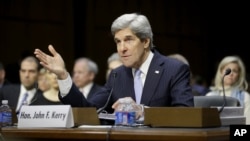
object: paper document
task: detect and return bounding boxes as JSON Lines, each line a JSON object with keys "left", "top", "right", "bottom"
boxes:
{"left": 98, "top": 113, "right": 115, "bottom": 120}
{"left": 78, "top": 125, "right": 112, "bottom": 128}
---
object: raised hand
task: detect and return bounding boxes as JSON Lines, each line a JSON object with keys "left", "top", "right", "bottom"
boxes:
{"left": 34, "top": 45, "right": 68, "bottom": 80}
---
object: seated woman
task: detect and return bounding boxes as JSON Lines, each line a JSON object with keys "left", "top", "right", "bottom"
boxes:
{"left": 206, "top": 56, "right": 250, "bottom": 124}
{"left": 32, "top": 68, "right": 62, "bottom": 105}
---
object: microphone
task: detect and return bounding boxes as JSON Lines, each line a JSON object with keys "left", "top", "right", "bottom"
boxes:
{"left": 218, "top": 68, "right": 231, "bottom": 113}
{"left": 97, "top": 72, "right": 117, "bottom": 114}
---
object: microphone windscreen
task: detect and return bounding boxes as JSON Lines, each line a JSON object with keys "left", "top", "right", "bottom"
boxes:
{"left": 225, "top": 68, "right": 231, "bottom": 76}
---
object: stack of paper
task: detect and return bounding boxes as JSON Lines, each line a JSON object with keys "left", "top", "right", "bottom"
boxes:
{"left": 213, "top": 107, "right": 246, "bottom": 126}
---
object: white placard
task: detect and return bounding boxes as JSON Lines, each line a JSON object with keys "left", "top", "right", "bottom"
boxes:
{"left": 17, "top": 105, "right": 74, "bottom": 128}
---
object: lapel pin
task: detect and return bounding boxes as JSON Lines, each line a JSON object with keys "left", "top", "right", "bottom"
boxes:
{"left": 155, "top": 70, "right": 159, "bottom": 74}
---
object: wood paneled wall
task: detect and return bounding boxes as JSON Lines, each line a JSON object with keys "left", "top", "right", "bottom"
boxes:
{"left": 1, "top": 0, "right": 248, "bottom": 85}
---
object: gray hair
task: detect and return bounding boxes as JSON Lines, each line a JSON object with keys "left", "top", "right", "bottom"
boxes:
{"left": 107, "top": 52, "right": 121, "bottom": 64}
{"left": 75, "top": 57, "right": 98, "bottom": 75}
{"left": 168, "top": 54, "right": 189, "bottom": 66}
{"left": 111, "top": 13, "right": 154, "bottom": 49}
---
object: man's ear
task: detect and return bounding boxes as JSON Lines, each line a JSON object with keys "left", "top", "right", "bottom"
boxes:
{"left": 89, "top": 72, "right": 95, "bottom": 80}
{"left": 143, "top": 38, "right": 150, "bottom": 49}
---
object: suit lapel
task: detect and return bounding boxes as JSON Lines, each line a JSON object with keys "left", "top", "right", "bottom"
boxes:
{"left": 14, "top": 86, "right": 21, "bottom": 107}
{"left": 7, "top": 85, "right": 21, "bottom": 108}
{"left": 87, "top": 84, "right": 95, "bottom": 99}
{"left": 141, "top": 52, "right": 164, "bottom": 105}
{"left": 125, "top": 68, "right": 136, "bottom": 99}
{"left": 117, "top": 67, "right": 135, "bottom": 100}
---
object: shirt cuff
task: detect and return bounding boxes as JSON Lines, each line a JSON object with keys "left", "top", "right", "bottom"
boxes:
{"left": 57, "top": 72, "right": 72, "bottom": 97}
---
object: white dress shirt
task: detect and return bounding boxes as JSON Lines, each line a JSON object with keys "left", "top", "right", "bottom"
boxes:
{"left": 16, "top": 85, "right": 36, "bottom": 112}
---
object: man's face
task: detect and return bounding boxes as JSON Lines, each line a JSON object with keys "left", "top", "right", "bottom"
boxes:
{"left": 72, "top": 61, "right": 94, "bottom": 88}
{"left": 114, "top": 28, "right": 150, "bottom": 68}
{"left": 0, "top": 69, "right": 5, "bottom": 84}
{"left": 19, "top": 61, "right": 39, "bottom": 90}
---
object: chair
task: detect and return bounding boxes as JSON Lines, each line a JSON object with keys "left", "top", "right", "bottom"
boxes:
{"left": 194, "top": 96, "right": 241, "bottom": 107}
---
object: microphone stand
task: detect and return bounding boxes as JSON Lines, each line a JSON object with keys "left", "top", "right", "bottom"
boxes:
{"left": 97, "top": 72, "right": 117, "bottom": 114}
{"left": 218, "top": 68, "right": 231, "bottom": 113}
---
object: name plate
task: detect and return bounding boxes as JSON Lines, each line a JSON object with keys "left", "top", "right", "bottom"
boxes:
{"left": 17, "top": 105, "right": 74, "bottom": 128}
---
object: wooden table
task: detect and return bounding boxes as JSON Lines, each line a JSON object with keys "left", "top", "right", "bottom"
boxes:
{"left": 0, "top": 126, "right": 229, "bottom": 141}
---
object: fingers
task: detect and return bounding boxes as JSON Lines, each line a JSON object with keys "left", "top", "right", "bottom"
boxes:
{"left": 134, "top": 104, "right": 144, "bottom": 119}
{"left": 34, "top": 45, "right": 56, "bottom": 69}
{"left": 112, "top": 97, "right": 144, "bottom": 120}
{"left": 48, "top": 44, "right": 58, "bottom": 56}
{"left": 112, "top": 97, "right": 127, "bottom": 109}
{"left": 34, "top": 49, "right": 48, "bottom": 65}
{"left": 34, "top": 49, "right": 44, "bottom": 62}
{"left": 112, "top": 97, "right": 135, "bottom": 109}
{"left": 112, "top": 100, "right": 119, "bottom": 109}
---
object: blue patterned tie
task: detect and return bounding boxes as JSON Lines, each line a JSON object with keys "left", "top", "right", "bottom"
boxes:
{"left": 16, "top": 92, "right": 28, "bottom": 114}
{"left": 134, "top": 69, "right": 143, "bottom": 104}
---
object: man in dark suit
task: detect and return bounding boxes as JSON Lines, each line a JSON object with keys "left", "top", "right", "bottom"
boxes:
{"left": 34, "top": 13, "right": 193, "bottom": 116}
{"left": 0, "top": 62, "right": 11, "bottom": 89}
{"left": 72, "top": 57, "right": 104, "bottom": 100}
{"left": 0, "top": 56, "right": 42, "bottom": 114}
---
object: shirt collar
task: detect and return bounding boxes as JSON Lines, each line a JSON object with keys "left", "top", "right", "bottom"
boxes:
{"left": 20, "top": 84, "right": 37, "bottom": 95}
{"left": 80, "top": 82, "right": 94, "bottom": 98}
{"left": 133, "top": 51, "right": 154, "bottom": 76}
{"left": 20, "top": 84, "right": 36, "bottom": 105}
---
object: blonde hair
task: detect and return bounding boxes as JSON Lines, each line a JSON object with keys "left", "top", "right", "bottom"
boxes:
{"left": 38, "top": 68, "right": 58, "bottom": 90}
{"left": 213, "top": 56, "right": 248, "bottom": 90}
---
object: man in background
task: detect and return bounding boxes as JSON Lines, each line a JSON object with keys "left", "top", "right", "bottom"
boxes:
{"left": 72, "top": 57, "right": 104, "bottom": 100}
{"left": 106, "top": 52, "right": 122, "bottom": 81}
{"left": 0, "top": 56, "right": 42, "bottom": 114}
{"left": 0, "top": 62, "right": 11, "bottom": 89}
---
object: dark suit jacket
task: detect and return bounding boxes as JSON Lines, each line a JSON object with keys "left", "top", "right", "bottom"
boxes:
{"left": 0, "top": 84, "right": 42, "bottom": 110}
{"left": 60, "top": 50, "right": 194, "bottom": 112}
{"left": 86, "top": 83, "right": 105, "bottom": 100}
{"left": 31, "top": 93, "right": 63, "bottom": 105}
{"left": 0, "top": 79, "right": 11, "bottom": 89}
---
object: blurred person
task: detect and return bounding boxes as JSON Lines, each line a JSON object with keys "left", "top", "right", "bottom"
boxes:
{"left": 191, "top": 74, "right": 210, "bottom": 96}
{"left": 168, "top": 53, "right": 205, "bottom": 95}
{"left": 106, "top": 52, "right": 122, "bottom": 80}
{"left": 37, "top": 68, "right": 51, "bottom": 92}
{"left": 167, "top": 53, "right": 189, "bottom": 66}
{"left": 168, "top": 53, "right": 210, "bottom": 96}
{"left": 72, "top": 57, "right": 104, "bottom": 100}
{"left": 0, "top": 56, "right": 42, "bottom": 114}
{"left": 32, "top": 69, "right": 62, "bottom": 105}
{"left": 206, "top": 55, "right": 250, "bottom": 124}
{"left": 0, "top": 62, "right": 11, "bottom": 89}
{"left": 34, "top": 13, "right": 193, "bottom": 120}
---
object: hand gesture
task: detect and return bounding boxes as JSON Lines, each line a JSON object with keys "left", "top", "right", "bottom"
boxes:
{"left": 34, "top": 45, "right": 68, "bottom": 79}
{"left": 112, "top": 97, "right": 144, "bottom": 119}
